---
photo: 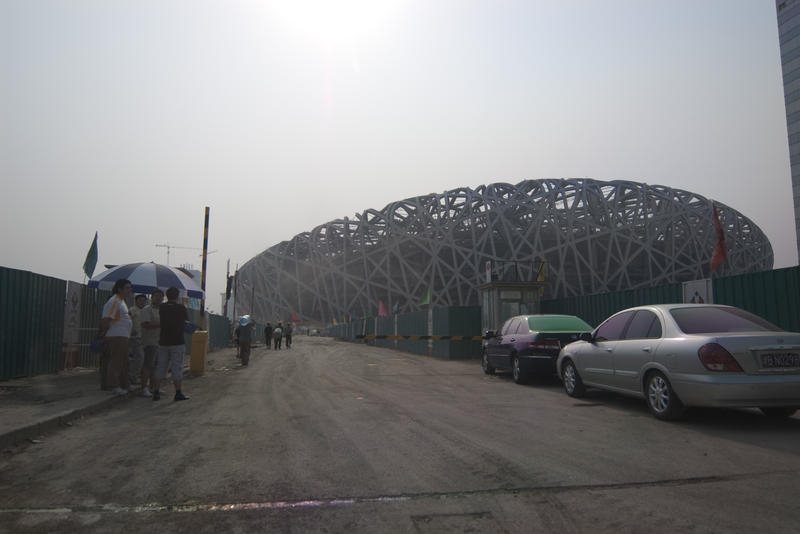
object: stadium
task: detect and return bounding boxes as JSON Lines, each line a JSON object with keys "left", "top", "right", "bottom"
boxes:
{"left": 235, "top": 179, "right": 773, "bottom": 324}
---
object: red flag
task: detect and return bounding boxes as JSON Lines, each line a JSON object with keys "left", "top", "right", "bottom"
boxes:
{"left": 710, "top": 204, "right": 727, "bottom": 272}
{"left": 378, "top": 300, "right": 387, "bottom": 317}
{"left": 291, "top": 312, "right": 299, "bottom": 321}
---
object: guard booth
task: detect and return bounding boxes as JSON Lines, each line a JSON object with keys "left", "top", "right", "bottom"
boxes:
{"left": 476, "top": 260, "right": 546, "bottom": 334}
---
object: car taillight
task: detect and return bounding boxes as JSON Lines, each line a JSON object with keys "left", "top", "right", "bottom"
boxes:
{"left": 530, "top": 339, "right": 561, "bottom": 350}
{"left": 698, "top": 343, "right": 743, "bottom": 372}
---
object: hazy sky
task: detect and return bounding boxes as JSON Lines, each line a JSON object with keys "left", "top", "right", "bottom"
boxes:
{"left": 1, "top": 0, "right": 796, "bottom": 313}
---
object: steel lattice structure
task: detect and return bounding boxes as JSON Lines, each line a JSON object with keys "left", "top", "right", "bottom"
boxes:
{"left": 237, "top": 179, "right": 773, "bottom": 323}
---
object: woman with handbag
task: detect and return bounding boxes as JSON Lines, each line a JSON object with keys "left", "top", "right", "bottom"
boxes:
{"left": 100, "top": 279, "right": 133, "bottom": 396}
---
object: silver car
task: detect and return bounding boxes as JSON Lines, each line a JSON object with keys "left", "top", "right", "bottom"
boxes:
{"left": 556, "top": 304, "right": 800, "bottom": 420}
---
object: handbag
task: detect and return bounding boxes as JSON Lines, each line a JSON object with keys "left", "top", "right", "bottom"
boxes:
{"left": 90, "top": 337, "right": 105, "bottom": 353}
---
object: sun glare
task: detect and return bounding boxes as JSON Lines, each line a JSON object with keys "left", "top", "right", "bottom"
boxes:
{"left": 270, "top": 0, "right": 401, "bottom": 47}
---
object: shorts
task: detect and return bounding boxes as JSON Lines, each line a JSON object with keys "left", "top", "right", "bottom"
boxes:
{"left": 143, "top": 345, "right": 158, "bottom": 369}
{"left": 155, "top": 345, "right": 185, "bottom": 381}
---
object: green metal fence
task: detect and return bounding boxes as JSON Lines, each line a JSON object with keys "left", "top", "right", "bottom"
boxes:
{"left": 541, "top": 266, "right": 800, "bottom": 332}
{"left": 208, "top": 313, "right": 232, "bottom": 350}
{"left": 0, "top": 267, "right": 67, "bottom": 380}
{"left": 540, "top": 283, "right": 683, "bottom": 328}
{"left": 397, "top": 311, "right": 428, "bottom": 356}
{"left": 432, "top": 307, "right": 482, "bottom": 359}
{"left": 711, "top": 266, "right": 800, "bottom": 332}
{"left": 329, "top": 307, "right": 482, "bottom": 360}
{"left": 375, "top": 316, "right": 395, "bottom": 350}
{"left": 4, "top": 264, "right": 800, "bottom": 380}
{"left": 1, "top": 265, "right": 235, "bottom": 381}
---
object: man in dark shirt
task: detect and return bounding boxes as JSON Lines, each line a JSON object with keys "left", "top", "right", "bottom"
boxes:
{"left": 152, "top": 286, "right": 189, "bottom": 401}
{"left": 264, "top": 322, "right": 273, "bottom": 349}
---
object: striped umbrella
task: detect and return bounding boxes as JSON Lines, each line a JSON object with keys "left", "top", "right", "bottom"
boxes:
{"left": 88, "top": 262, "right": 204, "bottom": 299}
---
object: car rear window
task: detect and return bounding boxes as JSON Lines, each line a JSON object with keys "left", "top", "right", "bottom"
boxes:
{"left": 669, "top": 306, "right": 782, "bottom": 334}
{"left": 528, "top": 315, "right": 592, "bottom": 332}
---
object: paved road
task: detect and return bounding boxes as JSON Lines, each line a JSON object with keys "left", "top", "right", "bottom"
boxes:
{"left": 1, "top": 336, "right": 799, "bottom": 533}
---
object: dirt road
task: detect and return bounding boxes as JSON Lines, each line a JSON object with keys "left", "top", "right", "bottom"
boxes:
{"left": 1, "top": 336, "right": 799, "bottom": 533}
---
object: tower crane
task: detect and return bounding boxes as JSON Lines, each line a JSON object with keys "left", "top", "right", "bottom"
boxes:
{"left": 155, "top": 244, "right": 217, "bottom": 266}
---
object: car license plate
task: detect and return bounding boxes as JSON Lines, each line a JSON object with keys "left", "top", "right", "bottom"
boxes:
{"left": 760, "top": 352, "right": 800, "bottom": 368}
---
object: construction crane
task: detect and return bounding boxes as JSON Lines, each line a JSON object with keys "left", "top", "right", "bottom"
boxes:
{"left": 155, "top": 243, "right": 216, "bottom": 265}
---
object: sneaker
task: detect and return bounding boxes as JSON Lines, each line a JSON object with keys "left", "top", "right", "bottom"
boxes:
{"left": 152, "top": 390, "right": 161, "bottom": 401}
{"left": 111, "top": 387, "right": 128, "bottom": 396}
{"left": 174, "top": 392, "right": 189, "bottom": 401}
{"left": 140, "top": 387, "right": 152, "bottom": 398}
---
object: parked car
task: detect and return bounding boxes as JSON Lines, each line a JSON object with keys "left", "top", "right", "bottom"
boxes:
{"left": 482, "top": 314, "right": 593, "bottom": 383}
{"left": 556, "top": 304, "right": 800, "bottom": 420}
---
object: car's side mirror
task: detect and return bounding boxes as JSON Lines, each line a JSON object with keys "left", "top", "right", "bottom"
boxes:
{"left": 579, "top": 332, "right": 593, "bottom": 342}
{"left": 484, "top": 330, "right": 496, "bottom": 339}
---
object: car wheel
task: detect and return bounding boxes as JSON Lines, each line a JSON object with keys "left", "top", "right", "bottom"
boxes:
{"left": 482, "top": 349, "right": 495, "bottom": 375}
{"left": 759, "top": 407, "right": 797, "bottom": 418}
{"left": 645, "top": 371, "right": 685, "bottom": 421}
{"left": 512, "top": 355, "right": 527, "bottom": 384}
{"left": 562, "top": 359, "right": 585, "bottom": 398}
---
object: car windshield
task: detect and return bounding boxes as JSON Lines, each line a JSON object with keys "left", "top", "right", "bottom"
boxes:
{"left": 669, "top": 306, "right": 782, "bottom": 334}
{"left": 528, "top": 315, "right": 592, "bottom": 332}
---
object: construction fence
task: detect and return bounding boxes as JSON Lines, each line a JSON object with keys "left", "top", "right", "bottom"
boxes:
{"left": 3, "top": 265, "right": 799, "bottom": 378}
{"left": 0, "top": 265, "right": 232, "bottom": 381}
{"left": 328, "top": 265, "right": 800, "bottom": 360}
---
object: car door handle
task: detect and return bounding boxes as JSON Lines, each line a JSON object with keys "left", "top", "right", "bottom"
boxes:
{"left": 642, "top": 346, "right": 651, "bottom": 352}
{"left": 605, "top": 348, "right": 613, "bottom": 353}
{"left": 509, "top": 338, "right": 516, "bottom": 342}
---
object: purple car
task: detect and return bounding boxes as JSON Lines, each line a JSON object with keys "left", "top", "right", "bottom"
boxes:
{"left": 482, "top": 314, "right": 593, "bottom": 384}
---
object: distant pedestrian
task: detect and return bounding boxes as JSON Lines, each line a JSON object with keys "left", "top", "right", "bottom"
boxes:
{"left": 234, "top": 325, "right": 241, "bottom": 359}
{"left": 128, "top": 294, "right": 147, "bottom": 386}
{"left": 152, "top": 287, "right": 189, "bottom": 402}
{"left": 101, "top": 279, "right": 133, "bottom": 396}
{"left": 264, "top": 322, "right": 273, "bottom": 349}
{"left": 273, "top": 322, "right": 283, "bottom": 350}
{"left": 238, "top": 316, "right": 255, "bottom": 366}
{"left": 138, "top": 289, "right": 163, "bottom": 397}
{"left": 285, "top": 322, "right": 293, "bottom": 349}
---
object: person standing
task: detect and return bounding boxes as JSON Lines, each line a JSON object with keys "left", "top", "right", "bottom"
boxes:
{"left": 272, "top": 322, "right": 283, "bottom": 350}
{"left": 152, "top": 287, "right": 189, "bottom": 402}
{"left": 233, "top": 325, "right": 240, "bottom": 359}
{"left": 238, "top": 316, "right": 255, "bottom": 366}
{"left": 284, "top": 322, "right": 293, "bottom": 349}
{"left": 138, "top": 289, "right": 163, "bottom": 397}
{"left": 264, "top": 322, "right": 273, "bottom": 349}
{"left": 128, "top": 294, "right": 147, "bottom": 386}
{"left": 100, "top": 279, "right": 133, "bottom": 396}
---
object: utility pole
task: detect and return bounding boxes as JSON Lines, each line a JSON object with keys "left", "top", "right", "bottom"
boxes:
{"left": 233, "top": 266, "right": 239, "bottom": 321}
{"left": 223, "top": 259, "right": 231, "bottom": 319}
{"left": 199, "top": 206, "right": 210, "bottom": 328}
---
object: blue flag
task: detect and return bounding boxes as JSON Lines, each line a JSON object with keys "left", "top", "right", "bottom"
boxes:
{"left": 83, "top": 232, "right": 98, "bottom": 279}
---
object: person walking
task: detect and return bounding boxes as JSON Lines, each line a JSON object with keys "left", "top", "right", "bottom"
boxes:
{"left": 284, "top": 322, "right": 293, "bottom": 349}
{"left": 100, "top": 279, "right": 133, "bottom": 396}
{"left": 272, "top": 322, "right": 283, "bottom": 350}
{"left": 264, "top": 322, "right": 273, "bottom": 349}
{"left": 152, "top": 287, "right": 189, "bottom": 402}
{"left": 238, "top": 316, "right": 255, "bottom": 366}
{"left": 128, "top": 294, "right": 147, "bottom": 386}
{"left": 138, "top": 289, "right": 163, "bottom": 397}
